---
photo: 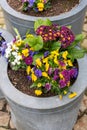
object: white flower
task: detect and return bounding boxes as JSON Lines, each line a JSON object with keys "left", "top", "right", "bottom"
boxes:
{"left": 11, "top": 62, "right": 16, "bottom": 66}
{"left": 12, "top": 51, "right": 18, "bottom": 57}
{"left": 5, "top": 48, "right": 12, "bottom": 58}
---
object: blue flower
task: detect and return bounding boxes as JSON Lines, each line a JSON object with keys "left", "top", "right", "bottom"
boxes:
{"left": 44, "top": 51, "right": 49, "bottom": 58}
{"left": 35, "top": 69, "right": 42, "bottom": 78}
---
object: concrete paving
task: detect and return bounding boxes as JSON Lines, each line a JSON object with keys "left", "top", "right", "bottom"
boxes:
{"left": 0, "top": 6, "right": 87, "bottom": 130}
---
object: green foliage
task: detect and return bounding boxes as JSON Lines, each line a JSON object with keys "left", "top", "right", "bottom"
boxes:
{"left": 24, "top": 36, "right": 43, "bottom": 51}
{"left": 68, "top": 47, "right": 85, "bottom": 60}
{"left": 50, "top": 41, "right": 61, "bottom": 51}
{"left": 22, "top": 2, "right": 29, "bottom": 11}
{"left": 34, "top": 19, "right": 52, "bottom": 31}
{"left": 33, "top": 52, "right": 44, "bottom": 65}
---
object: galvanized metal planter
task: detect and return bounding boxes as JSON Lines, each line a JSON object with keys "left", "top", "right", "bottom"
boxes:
{"left": 0, "top": 0, "right": 87, "bottom": 37}
{"left": 0, "top": 29, "right": 13, "bottom": 99}
{"left": 0, "top": 55, "right": 87, "bottom": 130}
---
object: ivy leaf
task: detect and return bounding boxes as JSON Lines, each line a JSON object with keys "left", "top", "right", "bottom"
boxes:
{"left": 34, "top": 19, "right": 52, "bottom": 31}
{"left": 24, "top": 36, "right": 43, "bottom": 51}
{"left": 50, "top": 41, "right": 61, "bottom": 51}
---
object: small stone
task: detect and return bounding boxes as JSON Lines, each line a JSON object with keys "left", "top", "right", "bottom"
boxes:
{"left": 82, "top": 32, "right": 87, "bottom": 38}
{"left": 0, "top": 111, "right": 10, "bottom": 127}
{"left": 81, "top": 39, "right": 87, "bottom": 49}
{"left": 74, "top": 115, "right": 87, "bottom": 130}
{"left": 10, "top": 119, "right": 15, "bottom": 129}
{"left": 83, "top": 24, "right": 87, "bottom": 32}
{"left": 0, "top": 127, "right": 10, "bottom": 130}
{"left": 0, "top": 99, "right": 6, "bottom": 111}
{"left": 6, "top": 104, "right": 11, "bottom": 113}
{"left": 80, "top": 95, "right": 87, "bottom": 112}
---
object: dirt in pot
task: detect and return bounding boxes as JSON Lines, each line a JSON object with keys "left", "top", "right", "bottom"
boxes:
{"left": 7, "top": 0, "right": 79, "bottom": 17}
{"left": 7, "top": 60, "right": 78, "bottom": 97}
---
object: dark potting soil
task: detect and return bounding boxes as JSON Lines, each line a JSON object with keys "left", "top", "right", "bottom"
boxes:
{"left": 7, "top": 60, "right": 78, "bottom": 97}
{"left": 7, "top": 0, "right": 79, "bottom": 17}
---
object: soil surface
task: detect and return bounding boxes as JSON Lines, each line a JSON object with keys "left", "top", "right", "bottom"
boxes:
{"left": 7, "top": 0, "right": 79, "bottom": 17}
{"left": 7, "top": 60, "right": 78, "bottom": 97}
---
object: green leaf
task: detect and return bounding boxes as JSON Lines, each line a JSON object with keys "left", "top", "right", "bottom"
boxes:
{"left": 33, "top": 52, "right": 43, "bottom": 65}
{"left": 67, "top": 34, "right": 84, "bottom": 50}
{"left": 50, "top": 41, "right": 61, "bottom": 51}
{"left": 34, "top": 19, "right": 52, "bottom": 31}
{"left": 75, "top": 34, "right": 84, "bottom": 42}
{"left": 68, "top": 48, "right": 85, "bottom": 59}
{"left": 24, "top": 36, "right": 43, "bottom": 51}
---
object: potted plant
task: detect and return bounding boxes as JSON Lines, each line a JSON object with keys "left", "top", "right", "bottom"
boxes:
{"left": 0, "top": 28, "right": 13, "bottom": 99}
{"left": 0, "top": 19, "right": 87, "bottom": 130}
{"left": 0, "top": 0, "right": 87, "bottom": 36}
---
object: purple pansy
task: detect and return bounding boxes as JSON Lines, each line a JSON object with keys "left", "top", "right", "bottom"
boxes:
{"left": 27, "top": 75, "right": 32, "bottom": 80}
{"left": 61, "top": 70, "right": 70, "bottom": 82}
{"left": 54, "top": 68, "right": 59, "bottom": 75}
{"left": 44, "top": 51, "right": 49, "bottom": 57}
{"left": 59, "top": 80, "right": 67, "bottom": 88}
{"left": 24, "top": 56, "right": 33, "bottom": 65}
{"left": 44, "top": 83, "right": 51, "bottom": 91}
{"left": 35, "top": 69, "right": 42, "bottom": 77}
{"left": 59, "top": 60, "right": 65, "bottom": 67}
{"left": 53, "top": 75, "right": 59, "bottom": 81}
{"left": 48, "top": 68, "right": 53, "bottom": 75}
{"left": 69, "top": 68, "right": 78, "bottom": 78}
{"left": 29, "top": 0, "right": 35, "bottom": 7}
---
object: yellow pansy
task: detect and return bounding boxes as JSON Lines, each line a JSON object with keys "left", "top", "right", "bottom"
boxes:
{"left": 37, "top": 83, "right": 42, "bottom": 88}
{"left": 30, "top": 47, "right": 34, "bottom": 51}
{"left": 45, "top": 63, "right": 49, "bottom": 71}
{"left": 59, "top": 73, "right": 64, "bottom": 79}
{"left": 26, "top": 66, "right": 31, "bottom": 75}
{"left": 32, "top": 73, "right": 37, "bottom": 82}
{"left": 48, "top": 54, "right": 54, "bottom": 59}
{"left": 16, "top": 40, "right": 23, "bottom": 46}
{"left": 22, "top": 49, "right": 29, "bottom": 57}
{"left": 67, "top": 81, "right": 70, "bottom": 87}
{"left": 43, "top": 57, "right": 48, "bottom": 63}
{"left": 42, "top": 72, "right": 49, "bottom": 79}
{"left": 37, "top": 3, "right": 44, "bottom": 11}
{"left": 54, "top": 56, "right": 59, "bottom": 65}
{"left": 31, "top": 68, "right": 34, "bottom": 73}
{"left": 36, "top": 58, "right": 42, "bottom": 67}
{"left": 67, "top": 60, "right": 73, "bottom": 66}
{"left": 59, "top": 95, "right": 63, "bottom": 100}
{"left": 35, "top": 90, "right": 42, "bottom": 96}
{"left": 68, "top": 92, "right": 77, "bottom": 99}
{"left": 51, "top": 50, "right": 59, "bottom": 56}
{"left": 63, "top": 91, "right": 68, "bottom": 95}
{"left": 62, "top": 51, "right": 68, "bottom": 59}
